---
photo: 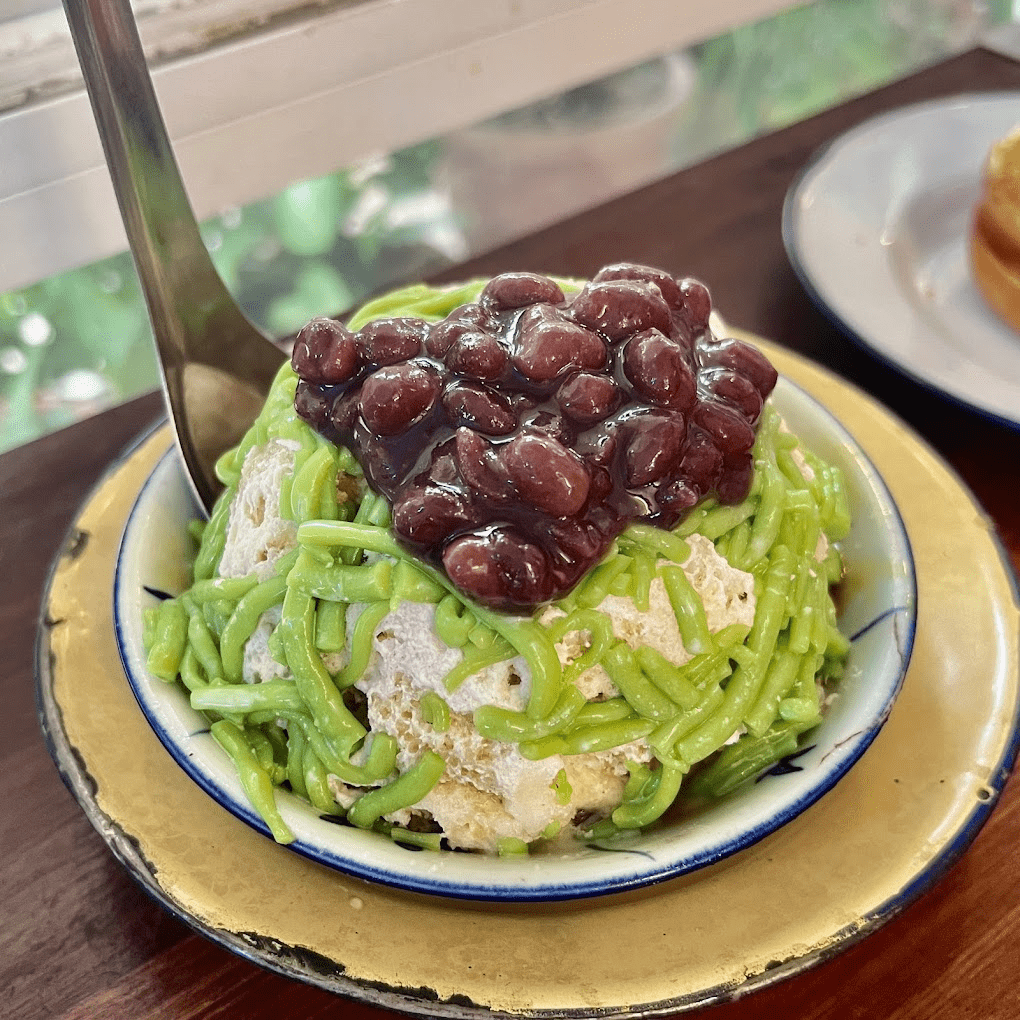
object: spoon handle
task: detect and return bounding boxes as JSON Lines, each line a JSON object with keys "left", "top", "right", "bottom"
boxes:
{"left": 64, "top": 0, "right": 285, "bottom": 513}
{"left": 62, "top": 0, "right": 278, "bottom": 387}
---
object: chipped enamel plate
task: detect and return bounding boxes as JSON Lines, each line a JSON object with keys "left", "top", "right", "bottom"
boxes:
{"left": 38, "top": 339, "right": 1017, "bottom": 1015}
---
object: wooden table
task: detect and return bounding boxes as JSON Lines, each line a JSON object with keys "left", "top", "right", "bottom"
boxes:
{"left": 3, "top": 46, "right": 1019, "bottom": 1020}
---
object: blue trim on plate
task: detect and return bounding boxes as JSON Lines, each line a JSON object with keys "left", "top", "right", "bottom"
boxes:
{"left": 780, "top": 91, "right": 1020, "bottom": 435}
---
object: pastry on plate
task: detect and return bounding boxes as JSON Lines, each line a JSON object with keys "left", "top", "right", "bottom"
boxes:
{"left": 971, "top": 124, "right": 1020, "bottom": 331}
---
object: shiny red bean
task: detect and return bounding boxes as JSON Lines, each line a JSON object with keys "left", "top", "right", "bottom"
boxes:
{"left": 622, "top": 410, "right": 686, "bottom": 486}
{"left": 360, "top": 363, "right": 441, "bottom": 436}
{"left": 716, "top": 452, "right": 754, "bottom": 504}
{"left": 359, "top": 317, "right": 426, "bottom": 365}
{"left": 293, "top": 380, "right": 333, "bottom": 431}
{"left": 593, "top": 262, "right": 684, "bottom": 311}
{"left": 677, "top": 428, "right": 723, "bottom": 494}
{"left": 512, "top": 305, "right": 606, "bottom": 382}
{"left": 556, "top": 372, "right": 620, "bottom": 424}
{"left": 454, "top": 428, "right": 511, "bottom": 502}
{"left": 443, "top": 382, "right": 517, "bottom": 435}
{"left": 393, "top": 485, "right": 476, "bottom": 546}
{"left": 658, "top": 479, "right": 700, "bottom": 513}
{"left": 692, "top": 401, "right": 755, "bottom": 459}
{"left": 426, "top": 318, "right": 477, "bottom": 358}
{"left": 678, "top": 278, "right": 712, "bottom": 333}
{"left": 292, "top": 317, "right": 358, "bottom": 384}
{"left": 481, "top": 272, "right": 565, "bottom": 310}
{"left": 570, "top": 280, "right": 672, "bottom": 341}
{"left": 443, "top": 529, "right": 553, "bottom": 609}
{"left": 622, "top": 329, "right": 696, "bottom": 411}
{"left": 500, "top": 431, "right": 591, "bottom": 516}
{"left": 446, "top": 332, "right": 509, "bottom": 380}
{"left": 707, "top": 368, "right": 765, "bottom": 421}
{"left": 702, "top": 338, "right": 778, "bottom": 398}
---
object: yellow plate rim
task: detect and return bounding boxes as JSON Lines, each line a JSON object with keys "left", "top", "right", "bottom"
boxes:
{"left": 36, "top": 337, "right": 1020, "bottom": 1017}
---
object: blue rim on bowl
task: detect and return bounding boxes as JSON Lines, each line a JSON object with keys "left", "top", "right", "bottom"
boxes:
{"left": 113, "top": 374, "right": 917, "bottom": 901}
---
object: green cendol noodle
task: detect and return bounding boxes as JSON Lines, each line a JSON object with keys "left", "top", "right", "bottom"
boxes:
{"left": 142, "top": 279, "right": 851, "bottom": 853}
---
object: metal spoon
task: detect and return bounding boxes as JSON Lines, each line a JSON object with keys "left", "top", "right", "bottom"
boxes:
{"left": 63, "top": 0, "right": 286, "bottom": 513}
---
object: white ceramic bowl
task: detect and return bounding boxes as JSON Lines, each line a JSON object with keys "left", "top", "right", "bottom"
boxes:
{"left": 114, "top": 374, "right": 916, "bottom": 901}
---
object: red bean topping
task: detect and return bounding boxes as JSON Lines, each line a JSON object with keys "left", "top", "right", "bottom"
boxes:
{"left": 446, "top": 331, "right": 509, "bottom": 380}
{"left": 449, "top": 302, "right": 489, "bottom": 325}
{"left": 454, "top": 428, "right": 512, "bottom": 502}
{"left": 330, "top": 390, "right": 361, "bottom": 433}
{"left": 707, "top": 368, "right": 765, "bottom": 422}
{"left": 549, "top": 516, "right": 607, "bottom": 564}
{"left": 442, "top": 382, "right": 517, "bottom": 435}
{"left": 570, "top": 280, "right": 672, "bottom": 341}
{"left": 622, "top": 410, "right": 686, "bottom": 487}
{"left": 426, "top": 318, "right": 477, "bottom": 358}
{"left": 702, "top": 337, "right": 778, "bottom": 397}
{"left": 512, "top": 305, "right": 606, "bottom": 382}
{"left": 481, "top": 272, "right": 565, "bottom": 311}
{"left": 716, "top": 451, "right": 754, "bottom": 504}
{"left": 359, "top": 317, "right": 426, "bottom": 365}
{"left": 501, "top": 431, "right": 591, "bottom": 517}
{"left": 293, "top": 380, "right": 334, "bottom": 430}
{"left": 678, "top": 278, "right": 712, "bottom": 334}
{"left": 692, "top": 402, "right": 755, "bottom": 459}
{"left": 291, "top": 264, "right": 778, "bottom": 608}
{"left": 292, "top": 317, "right": 358, "bottom": 384}
{"left": 518, "top": 411, "right": 572, "bottom": 448}
{"left": 393, "top": 485, "right": 476, "bottom": 546}
{"left": 360, "top": 363, "right": 441, "bottom": 436}
{"left": 593, "top": 262, "right": 684, "bottom": 311}
{"left": 676, "top": 428, "right": 723, "bottom": 495}
{"left": 557, "top": 372, "right": 620, "bottom": 424}
{"left": 659, "top": 478, "right": 701, "bottom": 513}
{"left": 588, "top": 465, "right": 613, "bottom": 503}
{"left": 622, "top": 329, "right": 696, "bottom": 411}
{"left": 443, "top": 529, "right": 553, "bottom": 609}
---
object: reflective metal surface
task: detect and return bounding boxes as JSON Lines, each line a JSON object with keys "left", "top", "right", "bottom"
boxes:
{"left": 63, "top": 0, "right": 284, "bottom": 512}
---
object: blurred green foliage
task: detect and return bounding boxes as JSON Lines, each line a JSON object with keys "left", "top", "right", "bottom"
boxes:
{"left": 0, "top": 141, "right": 451, "bottom": 451}
{"left": 0, "top": 0, "right": 1011, "bottom": 452}
{"left": 686, "top": 0, "right": 1013, "bottom": 146}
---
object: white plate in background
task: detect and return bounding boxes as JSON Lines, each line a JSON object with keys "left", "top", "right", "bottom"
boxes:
{"left": 784, "top": 92, "right": 1020, "bottom": 428}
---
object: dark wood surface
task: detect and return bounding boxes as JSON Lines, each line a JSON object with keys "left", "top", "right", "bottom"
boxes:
{"left": 3, "top": 46, "right": 1020, "bottom": 1020}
